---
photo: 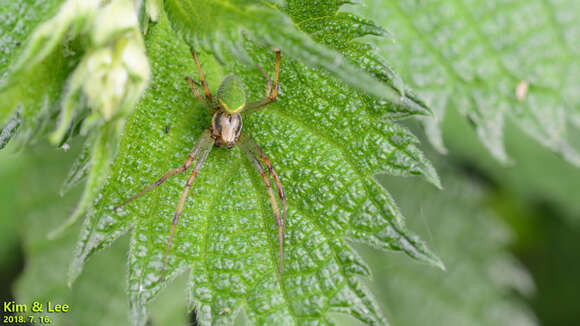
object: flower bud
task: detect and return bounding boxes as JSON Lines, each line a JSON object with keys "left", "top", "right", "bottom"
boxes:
{"left": 51, "top": 0, "right": 150, "bottom": 143}
{"left": 82, "top": 31, "right": 149, "bottom": 121}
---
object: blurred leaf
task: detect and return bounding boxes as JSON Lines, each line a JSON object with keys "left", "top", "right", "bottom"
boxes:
{"left": 0, "top": 0, "right": 63, "bottom": 77}
{"left": 0, "top": 0, "right": 74, "bottom": 147}
{"left": 348, "top": 170, "right": 538, "bottom": 326}
{"left": 48, "top": 123, "right": 123, "bottom": 239}
{"left": 500, "top": 203, "right": 580, "bottom": 326}
{"left": 358, "top": 0, "right": 580, "bottom": 165}
{"left": 443, "top": 106, "right": 580, "bottom": 224}
{"left": 0, "top": 149, "right": 25, "bottom": 267}
{"left": 10, "top": 145, "right": 188, "bottom": 326}
{"left": 69, "top": 3, "right": 442, "bottom": 325}
{"left": 11, "top": 146, "right": 130, "bottom": 326}
{"left": 1, "top": 0, "right": 151, "bottom": 240}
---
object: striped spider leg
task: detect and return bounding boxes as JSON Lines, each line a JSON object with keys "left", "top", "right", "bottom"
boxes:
{"left": 238, "top": 133, "right": 287, "bottom": 278}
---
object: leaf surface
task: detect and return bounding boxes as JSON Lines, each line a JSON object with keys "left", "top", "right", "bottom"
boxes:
{"left": 163, "top": 0, "right": 430, "bottom": 116}
{"left": 0, "top": 0, "right": 62, "bottom": 77}
{"left": 68, "top": 2, "right": 442, "bottom": 325}
{"left": 359, "top": 0, "right": 580, "bottom": 165}
{"left": 348, "top": 171, "right": 538, "bottom": 326}
{"left": 7, "top": 146, "right": 188, "bottom": 326}
{"left": 0, "top": 0, "right": 76, "bottom": 148}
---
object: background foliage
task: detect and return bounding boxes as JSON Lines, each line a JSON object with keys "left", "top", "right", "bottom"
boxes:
{"left": 358, "top": 0, "right": 580, "bottom": 166}
{"left": 1, "top": 0, "right": 580, "bottom": 325}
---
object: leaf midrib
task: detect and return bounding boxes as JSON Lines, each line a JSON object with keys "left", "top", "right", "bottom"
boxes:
{"left": 242, "top": 153, "right": 367, "bottom": 322}
{"left": 242, "top": 156, "right": 299, "bottom": 324}
{"left": 199, "top": 157, "right": 238, "bottom": 316}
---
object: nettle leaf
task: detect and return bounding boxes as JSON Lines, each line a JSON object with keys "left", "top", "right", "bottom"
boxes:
{"left": 0, "top": 0, "right": 151, "bottom": 239}
{"left": 8, "top": 146, "right": 188, "bottom": 326}
{"left": 357, "top": 172, "right": 537, "bottom": 326}
{"left": 0, "top": 0, "right": 71, "bottom": 148}
{"left": 68, "top": 1, "right": 442, "bottom": 326}
{"left": 358, "top": 0, "right": 580, "bottom": 165}
{"left": 0, "top": 0, "right": 63, "bottom": 79}
{"left": 163, "top": 0, "right": 430, "bottom": 115}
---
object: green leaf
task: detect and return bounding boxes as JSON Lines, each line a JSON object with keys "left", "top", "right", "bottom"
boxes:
{"left": 443, "top": 106, "right": 580, "bottom": 225}
{"left": 358, "top": 0, "right": 580, "bottom": 165}
{"left": 8, "top": 145, "right": 189, "bottom": 326}
{"left": 69, "top": 4, "right": 442, "bottom": 326}
{"left": 0, "top": 0, "right": 63, "bottom": 77}
{"left": 163, "top": 0, "right": 430, "bottom": 116}
{"left": 1, "top": 0, "right": 151, "bottom": 239}
{"left": 48, "top": 123, "right": 122, "bottom": 240}
{"left": 59, "top": 139, "right": 92, "bottom": 195}
{"left": 0, "top": 149, "right": 26, "bottom": 267}
{"left": 0, "top": 0, "right": 75, "bottom": 147}
{"left": 353, "top": 171, "right": 537, "bottom": 326}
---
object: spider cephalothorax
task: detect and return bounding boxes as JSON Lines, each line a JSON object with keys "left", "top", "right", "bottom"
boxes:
{"left": 116, "top": 48, "right": 286, "bottom": 281}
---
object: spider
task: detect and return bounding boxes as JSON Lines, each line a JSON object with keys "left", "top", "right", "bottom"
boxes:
{"left": 115, "top": 48, "right": 286, "bottom": 280}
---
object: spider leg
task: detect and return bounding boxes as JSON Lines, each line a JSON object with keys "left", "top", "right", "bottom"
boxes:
{"left": 190, "top": 48, "right": 214, "bottom": 104}
{"left": 114, "top": 129, "right": 214, "bottom": 210}
{"left": 243, "top": 49, "right": 281, "bottom": 115}
{"left": 256, "top": 64, "right": 272, "bottom": 96}
{"left": 271, "top": 48, "right": 281, "bottom": 99}
{"left": 161, "top": 129, "right": 215, "bottom": 280}
{"left": 185, "top": 76, "right": 216, "bottom": 115}
{"left": 114, "top": 166, "right": 188, "bottom": 210}
{"left": 259, "top": 154, "right": 287, "bottom": 228}
{"left": 238, "top": 134, "right": 286, "bottom": 280}
{"left": 185, "top": 76, "right": 205, "bottom": 103}
{"left": 239, "top": 133, "right": 286, "bottom": 227}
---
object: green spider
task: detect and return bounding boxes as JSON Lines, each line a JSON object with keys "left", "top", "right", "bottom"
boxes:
{"left": 116, "top": 48, "right": 286, "bottom": 279}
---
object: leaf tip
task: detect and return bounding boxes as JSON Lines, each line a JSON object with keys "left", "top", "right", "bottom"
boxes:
{"left": 67, "top": 260, "right": 82, "bottom": 288}
{"left": 392, "top": 222, "right": 446, "bottom": 271}
{"left": 429, "top": 173, "right": 443, "bottom": 190}
{"left": 47, "top": 207, "right": 85, "bottom": 240}
{"left": 416, "top": 245, "right": 446, "bottom": 271}
{"left": 422, "top": 117, "right": 448, "bottom": 155}
{"left": 403, "top": 93, "right": 433, "bottom": 117}
{"left": 129, "top": 299, "right": 149, "bottom": 326}
{"left": 556, "top": 140, "right": 580, "bottom": 167}
{"left": 419, "top": 161, "right": 442, "bottom": 190}
{"left": 433, "top": 256, "right": 446, "bottom": 271}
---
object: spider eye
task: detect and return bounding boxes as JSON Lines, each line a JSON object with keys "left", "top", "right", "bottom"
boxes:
{"left": 217, "top": 73, "right": 246, "bottom": 113}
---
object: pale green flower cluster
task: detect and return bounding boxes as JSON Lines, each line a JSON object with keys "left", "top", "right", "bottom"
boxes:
{"left": 1, "top": 0, "right": 153, "bottom": 239}
{"left": 36, "top": 0, "right": 151, "bottom": 143}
